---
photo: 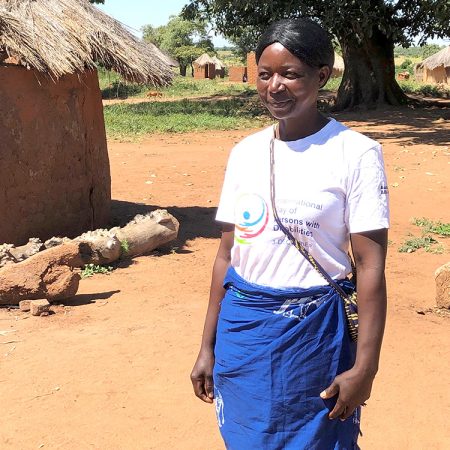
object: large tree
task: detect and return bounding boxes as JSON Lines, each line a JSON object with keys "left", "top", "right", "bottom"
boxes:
{"left": 143, "top": 15, "right": 214, "bottom": 76}
{"left": 183, "top": 1, "right": 450, "bottom": 110}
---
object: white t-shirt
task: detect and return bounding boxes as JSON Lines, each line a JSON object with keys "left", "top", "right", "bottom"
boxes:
{"left": 216, "top": 118, "right": 390, "bottom": 289}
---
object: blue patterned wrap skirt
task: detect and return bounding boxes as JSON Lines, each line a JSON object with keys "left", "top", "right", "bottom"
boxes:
{"left": 213, "top": 267, "right": 360, "bottom": 450}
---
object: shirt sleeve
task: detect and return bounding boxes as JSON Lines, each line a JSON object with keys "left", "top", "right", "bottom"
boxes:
{"left": 216, "top": 147, "right": 239, "bottom": 224}
{"left": 345, "top": 145, "right": 390, "bottom": 233}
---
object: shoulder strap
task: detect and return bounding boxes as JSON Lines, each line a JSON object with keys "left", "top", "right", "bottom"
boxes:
{"left": 269, "top": 125, "right": 349, "bottom": 300}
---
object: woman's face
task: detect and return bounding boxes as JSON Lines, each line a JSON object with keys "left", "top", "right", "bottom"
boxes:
{"left": 256, "top": 43, "right": 330, "bottom": 121}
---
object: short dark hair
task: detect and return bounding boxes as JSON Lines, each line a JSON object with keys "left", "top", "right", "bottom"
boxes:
{"left": 255, "top": 18, "right": 334, "bottom": 71}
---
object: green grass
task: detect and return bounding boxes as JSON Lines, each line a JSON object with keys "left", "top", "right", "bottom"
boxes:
{"left": 99, "top": 71, "right": 257, "bottom": 100}
{"left": 398, "top": 80, "right": 450, "bottom": 98}
{"left": 412, "top": 218, "right": 450, "bottom": 237}
{"left": 398, "top": 217, "right": 449, "bottom": 254}
{"left": 158, "top": 76, "right": 256, "bottom": 98}
{"left": 103, "top": 97, "right": 271, "bottom": 137}
{"left": 323, "top": 76, "right": 342, "bottom": 91}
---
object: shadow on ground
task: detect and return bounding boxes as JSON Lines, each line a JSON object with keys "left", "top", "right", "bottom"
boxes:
{"left": 328, "top": 102, "right": 449, "bottom": 146}
{"left": 64, "top": 290, "right": 121, "bottom": 306}
{"left": 111, "top": 200, "right": 221, "bottom": 248}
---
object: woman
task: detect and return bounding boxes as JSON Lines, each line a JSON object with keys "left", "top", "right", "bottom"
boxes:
{"left": 191, "top": 18, "right": 389, "bottom": 449}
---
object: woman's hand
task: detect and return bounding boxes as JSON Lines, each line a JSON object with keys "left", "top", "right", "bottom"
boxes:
{"left": 190, "top": 348, "right": 215, "bottom": 404}
{"left": 320, "top": 367, "right": 375, "bottom": 420}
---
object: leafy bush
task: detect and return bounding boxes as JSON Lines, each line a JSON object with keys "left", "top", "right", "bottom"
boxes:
{"left": 81, "top": 264, "right": 113, "bottom": 278}
{"left": 398, "top": 235, "right": 443, "bottom": 254}
{"left": 412, "top": 218, "right": 450, "bottom": 236}
{"left": 399, "top": 80, "right": 450, "bottom": 98}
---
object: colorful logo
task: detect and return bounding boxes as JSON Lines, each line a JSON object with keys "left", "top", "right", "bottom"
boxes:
{"left": 234, "top": 194, "right": 269, "bottom": 244}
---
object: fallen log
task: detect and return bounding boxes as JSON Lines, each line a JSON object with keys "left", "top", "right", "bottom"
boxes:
{"left": 0, "top": 243, "right": 80, "bottom": 305}
{"left": 115, "top": 210, "right": 179, "bottom": 257}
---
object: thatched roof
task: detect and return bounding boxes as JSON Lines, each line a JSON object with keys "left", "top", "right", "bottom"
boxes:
{"left": 194, "top": 53, "right": 214, "bottom": 67}
{"left": 160, "top": 49, "right": 179, "bottom": 68}
{"left": 0, "top": 0, "right": 173, "bottom": 86}
{"left": 417, "top": 46, "right": 450, "bottom": 70}
{"left": 211, "top": 56, "right": 225, "bottom": 69}
{"left": 333, "top": 53, "right": 345, "bottom": 71}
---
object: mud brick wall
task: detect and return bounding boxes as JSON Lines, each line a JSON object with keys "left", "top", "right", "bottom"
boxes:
{"left": 0, "top": 66, "right": 111, "bottom": 245}
{"left": 246, "top": 52, "right": 258, "bottom": 85}
{"left": 228, "top": 66, "right": 247, "bottom": 82}
{"left": 193, "top": 64, "right": 204, "bottom": 79}
{"left": 193, "top": 63, "right": 216, "bottom": 80}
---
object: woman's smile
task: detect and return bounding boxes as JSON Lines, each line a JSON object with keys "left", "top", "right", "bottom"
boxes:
{"left": 256, "top": 42, "right": 331, "bottom": 139}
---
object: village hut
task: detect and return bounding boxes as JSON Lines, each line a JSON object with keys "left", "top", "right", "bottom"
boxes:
{"left": 193, "top": 53, "right": 216, "bottom": 80}
{"left": 414, "top": 46, "right": 450, "bottom": 84}
{"left": 0, "top": 0, "right": 173, "bottom": 245}
{"left": 332, "top": 52, "right": 345, "bottom": 77}
{"left": 211, "top": 56, "right": 225, "bottom": 78}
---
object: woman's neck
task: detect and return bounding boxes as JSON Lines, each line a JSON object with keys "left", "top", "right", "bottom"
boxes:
{"left": 278, "top": 111, "right": 329, "bottom": 141}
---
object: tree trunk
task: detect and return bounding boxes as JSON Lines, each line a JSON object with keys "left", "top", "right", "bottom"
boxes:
{"left": 335, "top": 29, "right": 407, "bottom": 110}
{"left": 179, "top": 65, "right": 187, "bottom": 76}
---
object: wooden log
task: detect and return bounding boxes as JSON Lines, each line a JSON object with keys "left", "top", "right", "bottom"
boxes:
{"left": 115, "top": 210, "right": 179, "bottom": 257}
{"left": 74, "top": 230, "right": 121, "bottom": 265}
{"left": 0, "top": 243, "right": 80, "bottom": 305}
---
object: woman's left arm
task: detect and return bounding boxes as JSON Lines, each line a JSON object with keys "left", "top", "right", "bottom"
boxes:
{"left": 321, "top": 228, "right": 388, "bottom": 420}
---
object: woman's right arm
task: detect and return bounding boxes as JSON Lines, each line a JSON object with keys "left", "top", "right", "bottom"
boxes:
{"left": 190, "top": 223, "right": 234, "bottom": 403}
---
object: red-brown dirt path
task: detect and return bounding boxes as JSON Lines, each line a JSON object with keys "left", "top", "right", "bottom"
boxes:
{"left": 0, "top": 106, "right": 449, "bottom": 449}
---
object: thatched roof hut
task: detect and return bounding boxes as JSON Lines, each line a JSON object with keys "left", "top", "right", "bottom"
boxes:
{"left": 212, "top": 56, "right": 225, "bottom": 69}
{"left": 194, "top": 53, "right": 215, "bottom": 67}
{"left": 414, "top": 46, "right": 450, "bottom": 84}
{"left": 211, "top": 55, "right": 225, "bottom": 78}
{"left": 193, "top": 53, "right": 216, "bottom": 80}
{"left": 0, "top": 0, "right": 173, "bottom": 85}
{"left": 0, "top": 0, "right": 174, "bottom": 245}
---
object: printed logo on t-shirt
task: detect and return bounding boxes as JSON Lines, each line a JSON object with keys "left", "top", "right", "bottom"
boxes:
{"left": 380, "top": 184, "right": 389, "bottom": 195}
{"left": 234, "top": 193, "right": 269, "bottom": 244}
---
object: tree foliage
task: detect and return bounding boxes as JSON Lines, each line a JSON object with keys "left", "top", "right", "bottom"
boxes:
{"left": 142, "top": 15, "right": 214, "bottom": 76}
{"left": 394, "top": 43, "right": 445, "bottom": 59}
{"left": 183, "top": 0, "right": 450, "bottom": 109}
{"left": 89, "top": 0, "right": 105, "bottom": 4}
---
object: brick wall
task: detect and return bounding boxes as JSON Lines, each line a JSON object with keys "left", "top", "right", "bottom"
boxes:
{"left": 228, "top": 66, "right": 247, "bottom": 82}
{"left": 246, "top": 52, "right": 258, "bottom": 85}
{"left": 193, "top": 64, "right": 204, "bottom": 79}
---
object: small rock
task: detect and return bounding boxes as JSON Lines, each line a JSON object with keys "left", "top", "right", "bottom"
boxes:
{"left": 19, "top": 300, "right": 32, "bottom": 312}
{"left": 30, "top": 299, "right": 50, "bottom": 316}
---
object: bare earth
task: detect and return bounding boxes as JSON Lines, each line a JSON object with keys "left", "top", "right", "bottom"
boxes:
{"left": 1, "top": 105, "right": 449, "bottom": 450}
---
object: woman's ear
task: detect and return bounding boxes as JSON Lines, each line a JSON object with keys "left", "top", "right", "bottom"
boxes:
{"left": 318, "top": 66, "right": 331, "bottom": 89}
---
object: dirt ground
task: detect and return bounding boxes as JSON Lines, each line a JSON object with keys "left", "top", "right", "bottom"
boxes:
{"left": 1, "top": 104, "right": 449, "bottom": 450}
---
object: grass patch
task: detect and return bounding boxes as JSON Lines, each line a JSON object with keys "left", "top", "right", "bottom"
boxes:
{"left": 412, "top": 218, "right": 450, "bottom": 237}
{"left": 81, "top": 264, "right": 113, "bottom": 279}
{"left": 104, "top": 97, "right": 271, "bottom": 137}
{"left": 398, "top": 235, "right": 444, "bottom": 254}
{"left": 158, "top": 76, "right": 256, "bottom": 98}
{"left": 323, "top": 76, "right": 342, "bottom": 91}
{"left": 399, "top": 80, "right": 450, "bottom": 98}
{"left": 99, "top": 70, "right": 257, "bottom": 100}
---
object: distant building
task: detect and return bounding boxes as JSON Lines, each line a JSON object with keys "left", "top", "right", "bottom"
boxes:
{"left": 414, "top": 47, "right": 450, "bottom": 84}
{"left": 212, "top": 56, "right": 226, "bottom": 78}
{"left": 193, "top": 53, "right": 216, "bottom": 79}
